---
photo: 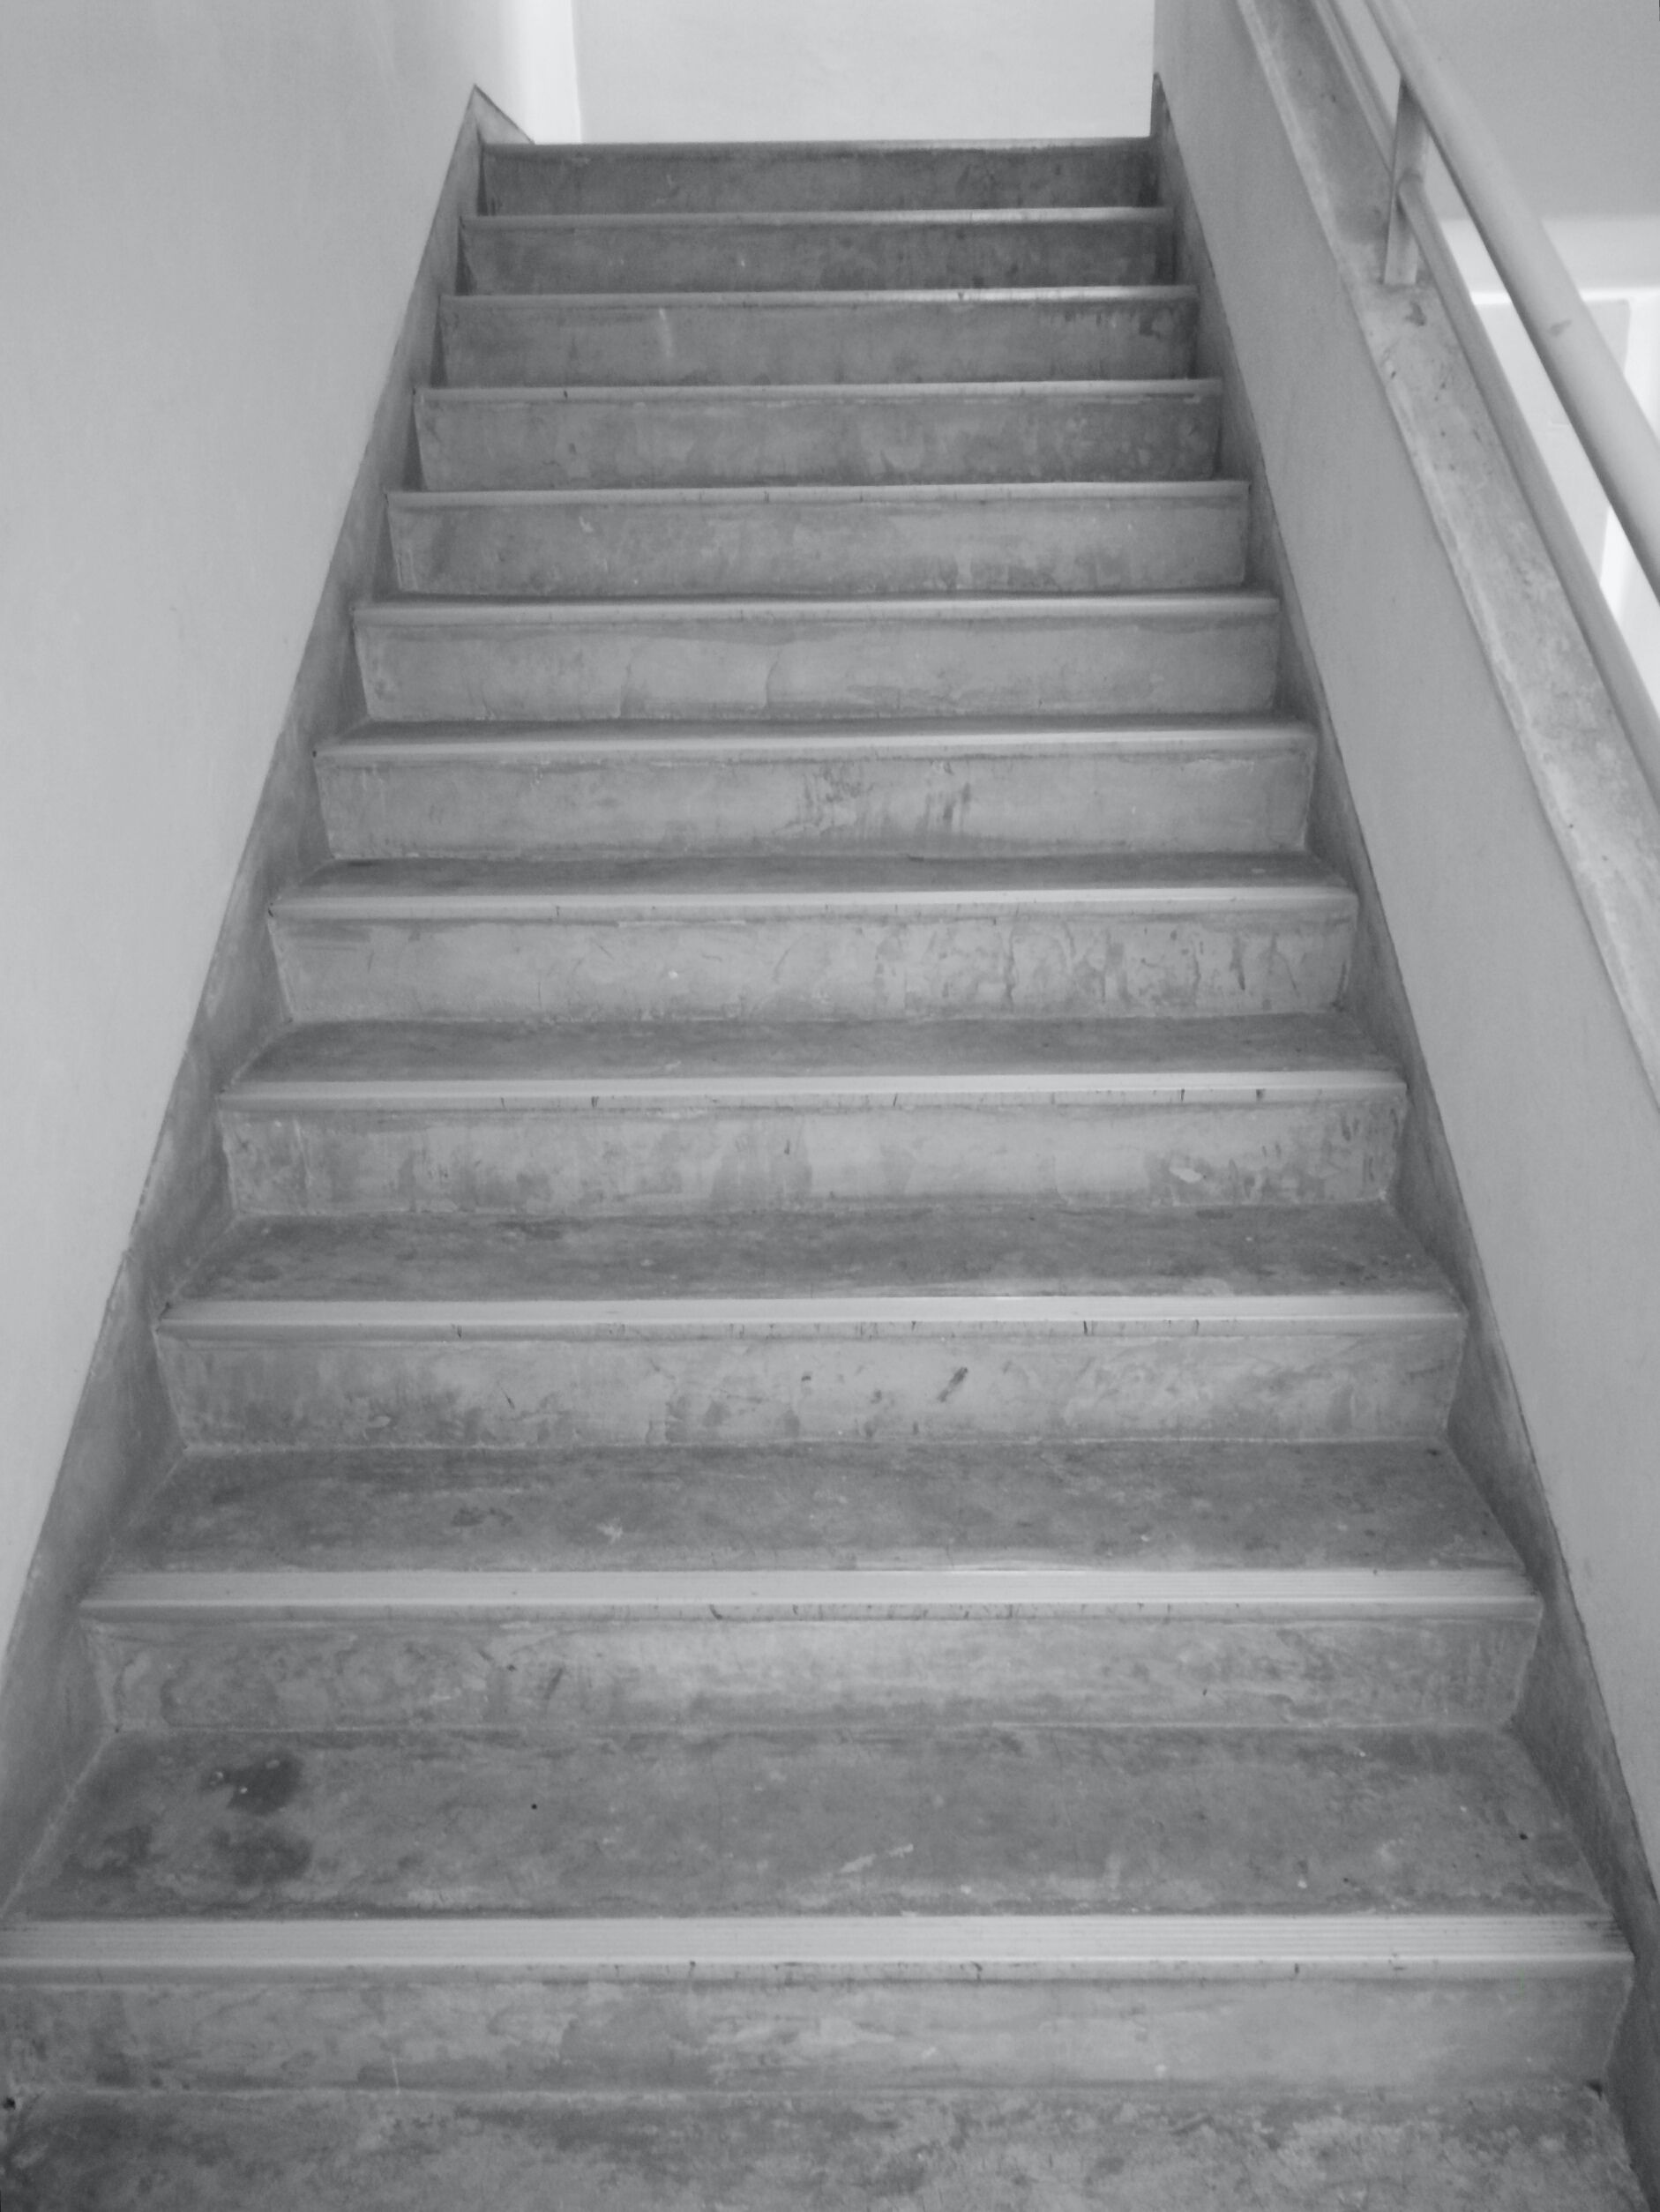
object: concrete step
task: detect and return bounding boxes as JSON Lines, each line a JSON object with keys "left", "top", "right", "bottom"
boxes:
{"left": 0, "top": 1732, "right": 1626, "bottom": 2091}
{"left": 219, "top": 1014, "right": 1404, "bottom": 1216}
{"left": 12, "top": 1723, "right": 1596, "bottom": 1920}
{"left": 102, "top": 1436, "right": 1526, "bottom": 1725}
{"left": 413, "top": 381, "right": 1224, "bottom": 491}
{"left": 438, "top": 288, "right": 1198, "bottom": 385}
{"left": 387, "top": 483, "right": 1250, "bottom": 598}
{"left": 350, "top": 594, "right": 1282, "bottom": 724}
{"left": 459, "top": 209, "right": 1176, "bottom": 294}
{"left": 269, "top": 855, "right": 1355, "bottom": 1024}
{"left": 153, "top": 1203, "right": 1463, "bottom": 1449}
{"left": 110, "top": 1439, "right": 1519, "bottom": 1575}
{"left": 482, "top": 138, "right": 1160, "bottom": 214}
{"left": 315, "top": 718, "right": 1313, "bottom": 861}
{"left": 81, "top": 1561, "right": 1539, "bottom": 1732}
{"left": 4, "top": 2083, "right": 1646, "bottom": 2210}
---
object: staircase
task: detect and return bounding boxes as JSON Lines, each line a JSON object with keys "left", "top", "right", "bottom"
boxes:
{"left": 0, "top": 132, "right": 1647, "bottom": 2208}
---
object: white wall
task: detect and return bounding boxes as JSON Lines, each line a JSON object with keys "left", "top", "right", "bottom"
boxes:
{"left": 0, "top": 0, "right": 578, "bottom": 1667}
{"left": 572, "top": 0, "right": 1155, "bottom": 141}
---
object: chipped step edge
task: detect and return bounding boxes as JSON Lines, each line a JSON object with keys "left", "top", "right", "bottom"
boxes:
{"left": 0, "top": 1914, "right": 1628, "bottom": 1983}
{"left": 155, "top": 1289, "right": 1464, "bottom": 1342}
{"left": 80, "top": 1565, "right": 1540, "bottom": 1623}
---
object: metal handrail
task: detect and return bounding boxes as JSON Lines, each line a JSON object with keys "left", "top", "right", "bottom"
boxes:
{"left": 1312, "top": 0, "right": 1660, "bottom": 805}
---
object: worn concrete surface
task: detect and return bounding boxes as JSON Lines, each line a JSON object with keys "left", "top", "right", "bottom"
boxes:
{"left": 168, "top": 1199, "right": 1447, "bottom": 1304}
{"left": 114, "top": 1439, "right": 1512, "bottom": 1575}
{"left": 221, "top": 1009, "right": 1403, "bottom": 1216}
{"left": 438, "top": 289, "right": 1199, "bottom": 387}
{"left": 482, "top": 138, "right": 1159, "bottom": 213}
{"left": 388, "top": 482, "right": 1247, "bottom": 598}
{"left": 221, "top": 1080, "right": 1402, "bottom": 1216}
{"left": 318, "top": 716, "right": 1304, "bottom": 857}
{"left": 460, "top": 209, "right": 1175, "bottom": 295}
{"left": 273, "top": 856, "right": 1354, "bottom": 1023}
{"left": 0, "top": 1955, "right": 1631, "bottom": 2096}
{"left": 153, "top": 1199, "right": 1464, "bottom": 1450}
{"left": 4, "top": 2086, "right": 1647, "bottom": 2211}
{"left": 15, "top": 1724, "right": 1597, "bottom": 1921}
{"left": 232, "top": 1012, "right": 1380, "bottom": 1087}
{"left": 413, "top": 381, "right": 1223, "bottom": 491}
{"left": 87, "top": 1603, "right": 1537, "bottom": 1734}
{"left": 351, "top": 592, "right": 1281, "bottom": 724}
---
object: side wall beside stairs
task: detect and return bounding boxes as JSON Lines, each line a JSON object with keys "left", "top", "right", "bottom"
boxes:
{"left": 1154, "top": 0, "right": 1660, "bottom": 2185}
{"left": 0, "top": 63, "right": 548, "bottom": 1898}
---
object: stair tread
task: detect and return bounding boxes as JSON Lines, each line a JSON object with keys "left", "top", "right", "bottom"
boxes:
{"left": 464, "top": 207, "right": 1172, "bottom": 231}
{"left": 166, "top": 1202, "right": 1451, "bottom": 1312}
{"left": 231, "top": 1013, "right": 1395, "bottom": 1098}
{"left": 418, "top": 373, "right": 1223, "bottom": 400}
{"left": 322, "top": 711, "right": 1306, "bottom": 757}
{"left": 4, "top": 2084, "right": 1644, "bottom": 2212}
{"left": 12, "top": 1724, "right": 1603, "bottom": 1921}
{"left": 279, "top": 851, "right": 1345, "bottom": 911}
{"left": 389, "top": 479, "right": 1250, "bottom": 510}
{"left": 355, "top": 588, "right": 1276, "bottom": 624}
{"left": 444, "top": 281, "right": 1199, "bottom": 307}
{"left": 113, "top": 1439, "right": 1506, "bottom": 1576}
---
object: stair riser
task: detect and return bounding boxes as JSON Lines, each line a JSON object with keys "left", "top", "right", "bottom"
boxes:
{"left": 460, "top": 216, "right": 1174, "bottom": 295}
{"left": 272, "top": 905, "right": 1356, "bottom": 1023}
{"left": 3, "top": 1969, "right": 1623, "bottom": 2093}
{"left": 317, "top": 738, "right": 1312, "bottom": 859}
{"left": 439, "top": 294, "right": 1197, "bottom": 386}
{"left": 415, "top": 388, "right": 1223, "bottom": 491}
{"left": 388, "top": 491, "right": 1248, "bottom": 599}
{"left": 88, "top": 1613, "right": 1534, "bottom": 1733}
{"left": 156, "top": 1319, "right": 1464, "bottom": 1451}
{"left": 221, "top": 1095, "right": 1405, "bottom": 1218}
{"left": 351, "top": 604, "right": 1282, "bottom": 724}
{"left": 483, "top": 143, "right": 1159, "bottom": 215}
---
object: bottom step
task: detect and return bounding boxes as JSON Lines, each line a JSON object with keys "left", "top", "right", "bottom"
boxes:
{"left": 0, "top": 1916, "right": 1629, "bottom": 2093}
{"left": 2, "top": 2084, "right": 1645, "bottom": 2212}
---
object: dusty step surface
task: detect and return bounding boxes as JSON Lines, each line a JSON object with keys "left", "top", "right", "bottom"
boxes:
{"left": 316, "top": 716, "right": 1312, "bottom": 861}
{"left": 4, "top": 2084, "right": 1645, "bottom": 2212}
{"left": 163, "top": 1200, "right": 1451, "bottom": 1308}
{"left": 82, "top": 1567, "right": 1537, "bottom": 1733}
{"left": 10, "top": 1724, "right": 1601, "bottom": 1921}
{"left": 438, "top": 288, "right": 1199, "bottom": 386}
{"left": 482, "top": 140, "right": 1157, "bottom": 217}
{"left": 86, "top": 1438, "right": 1532, "bottom": 1733}
{"left": 153, "top": 1203, "right": 1462, "bottom": 1450}
{"left": 387, "top": 482, "right": 1250, "bottom": 599}
{"left": 110, "top": 1439, "right": 1514, "bottom": 1576}
{"left": 460, "top": 209, "right": 1177, "bottom": 295}
{"left": 220, "top": 1013, "right": 1404, "bottom": 1215}
{"left": 413, "top": 381, "right": 1224, "bottom": 491}
{"left": 350, "top": 592, "right": 1282, "bottom": 725}
{"left": 271, "top": 853, "right": 1355, "bottom": 1023}
{"left": 482, "top": 136, "right": 1160, "bottom": 214}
